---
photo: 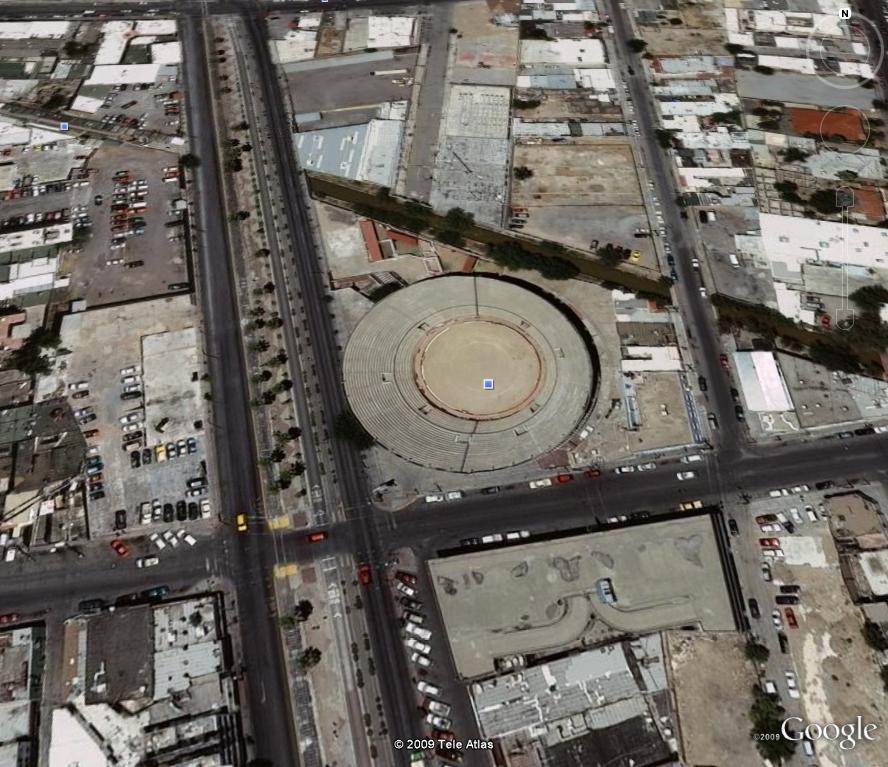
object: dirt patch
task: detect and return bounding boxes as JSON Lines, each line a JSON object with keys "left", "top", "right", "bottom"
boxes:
{"left": 511, "top": 139, "right": 643, "bottom": 207}
{"left": 666, "top": 631, "right": 762, "bottom": 767}
{"left": 790, "top": 107, "right": 865, "bottom": 141}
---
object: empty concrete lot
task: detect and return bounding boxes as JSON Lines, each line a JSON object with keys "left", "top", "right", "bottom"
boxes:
{"left": 429, "top": 515, "right": 735, "bottom": 678}
{"left": 62, "top": 142, "right": 187, "bottom": 306}
{"left": 284, "top": 51, "right": 418, "bottom": 115}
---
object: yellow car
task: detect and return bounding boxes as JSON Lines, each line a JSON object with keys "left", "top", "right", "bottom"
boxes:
{"left": 630, "top": 250, "right": 641, "bottom": 262}
{"left": 155, "top": 444, "right": 167, "bottom": 463}
{"left": 236, "top": 513, "right": 248, "bottom": 532}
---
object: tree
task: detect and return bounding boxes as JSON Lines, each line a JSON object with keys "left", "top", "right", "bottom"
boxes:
{"left": 851, "top": 285, "right": 888, "bottom": 315}
{"left": 5, "top": 327, "right": 61, "bottom": 376}
{"left": 291, "top": 460, "right": 306, "bottom": 476}
{"left": 263, "top": 281, "right": 276, "bottom": 294}
{"left": 333, "top": 410, "right": 375, "bottom": 450}
{"left": 809, "top": 189, "right": 840, "bottom": 215}
{"left": 279, "top": 615, "right": 296, "bottom": 629}
{"left": 655, "top": 129, "right": 678, "bottom": 149}
{"left": 180, "top": 153, "right": 200, "bottom": 168}
{"left": 43, "top": 92, "right": 69, "bottom": 111}
{"left": 444, "top": 207, "right": 475, "bottom": 232}
{"left": 725, "top": 42, "right": 747, "bottom": 55}
{"left": 287, "top": 426, "right": 302, "bottom": 439}
{"left": 597, "top": 243, "right": 628, "bottom": 267}
{"left": 261, "top": 390, "right": 276, "bottom": 405}
{"left": 627, "top": 39, "right": 648, "bottom": 53}
{"left": 270, "top": 447, "right": 286, "bottom": 463}
{"left": 249, "top": 338, "right": 270, "bottom": 353}
{"left": 513, "top": 166, "right": 534, "bottom": 180}
{"left": 295, "top": 600, "right": 314, "bottom": 621}
{"left": 436, "top": 230, "right": 465, "bottom": 248}
{"left": 297, "top": 646, "right": 322, "bottom": 670}
{"left": 749, "top": 685, "right": 795, "bottom": 763}
{"left": 276, "top": 379, "right": 293, "bottom": 392}
{"left": 782, "top": 147, "right": 809, "bottom": 163}
{"left": 744, "top": 640, "right": 770, "bottom": 663}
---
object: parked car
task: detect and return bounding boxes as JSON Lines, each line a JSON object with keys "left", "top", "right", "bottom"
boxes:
{"left": 784, "top": 671, "right": 800, "bottom": 699}
{"left": 357, "top": 563, "right": 372, "bottom": 585}
{"left": 110, "top": 539, "right": 129, "bottom": 557}
{"left": 305, "top": 531, "right": 327, "bottom": 543}
{"left": 411, "top": 651, "right": 431, "bottom": 668}
{"left": 676, "top": 471, "right": 696, "bottom": 480}
{"left": 137, "top": 556, "right": 159, "bottom": 568}
{"left": 417, "top": 680, "right": 441, "bottom": 696}
{"left": 785, "top": 607, "right": 798, "bottom": 629}
{"left": 747, "top": 597, "right": 760, "bottom": 619}
{"left": 406, "top": 638, "right": 431, "bottom": 654}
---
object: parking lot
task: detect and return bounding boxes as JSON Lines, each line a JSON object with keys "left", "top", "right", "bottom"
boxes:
{"left": 36, "top": 294, "right": 210, "bottom": 539}
{"left": 62, "top": 142, "right": 187, "bottom": 305}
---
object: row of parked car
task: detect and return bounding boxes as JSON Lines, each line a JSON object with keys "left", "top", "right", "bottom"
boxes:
{"left": 393, "top": 570, "right": 465, "bottom": 763}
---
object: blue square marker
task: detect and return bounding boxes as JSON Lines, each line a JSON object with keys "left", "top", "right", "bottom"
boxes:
{"left": 483, "top": 378, "right": 494, "bottom": 390}
{"left": 59, "top": 122, "right": 69, "bottom": 132}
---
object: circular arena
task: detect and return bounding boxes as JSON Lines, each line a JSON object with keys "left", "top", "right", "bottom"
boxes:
{"left": 343, "top": 275, "right": 595, "bottom": 473}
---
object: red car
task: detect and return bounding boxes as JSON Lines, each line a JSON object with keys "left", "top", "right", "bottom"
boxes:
{"left": 305, "top": 531, "right": 327, "bottom": 543}
{"left": 0, "top": 613, "right": 19, "bottom": 624}
{"left": 719, "top": 354, "right": 729, "bottom": 369}
{"left": 784, "top": 607, "right": 798, "bottom": 629}
{"left": 758, "top": 538, "right": 781, "bottom": 549}
{"left": 755, "top": 514, "right": 778, "bottom": 524}
{"left": 555, "top": 474, "right": 574, "bottom": 484}
{"left": 110, "top": 539, "right": 130, "bottom": 557}
{"left": 395, "top": 570, "right": 417, "bottom": 586}
{"left": 358, "top": 563, "right": 372, "bottom": 585}
{"left": 584, "top": 467, "right": 602, "bottom": 478}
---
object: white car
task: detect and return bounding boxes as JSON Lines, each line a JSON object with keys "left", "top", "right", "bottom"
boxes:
{"left": 426, "top": 700, "right": 452, "bottom": 717}
{"left": 875, "top": 425, "right": 888, "bottom": 433}
{"left": 676, "top": 471, "right": 696, "bottom": 480}
{"left": 804, "top": 505, "right": 818, "bottom": 523}
{"left": 425, "top": 713, "right": 451, "bottom": 729}
{"left": 424, "top": 494, "right": 445, "bottom": 503}
{"left": 445, "top": 491, "right": 464, "bottom": 501}
{"left": 481, "top": 533, "right": 504, "bottom": 544}
{"left": 760, "top": 523, "right": 781, "bottom": 533}
{"left": 136, "top": 556, "right": 159, "bottom": 568}
{"left": 406, "top": 622, "right": 432, "bottom": 641}
{"left": 637, "top": 462, "right": 657, "bottom": 471}
{"left": 769, "top": 489, "right": 790, "bottom": 498}
{"left": 123, "top": 422, "right": 143, "bottom": 432}
{"left": 785, "top": 671, "right": 800, "bottom": 699}
{"left": 699, "top": 286, "right": 707, "bottom": 297}
{"left": 761, "top": 562, "right": 772, "bottom": 581}
{"left": 406, "top": 638, "right": 431, "bottom": 654}
{"left": 396, "top": 581, "right": 417, "bottom": 597}
{"left": 410, "top": 651, "right": 432, "bottom": 668}
{"left": 162, "top": 530, "right": 179, "bottom": 548}
{"left": 614, "top": 466, "right": 636, "bottom": 474}
{"left": 417, "top": 680, "right": 441, "bottom": 696}
{"left": 119, "top": 411, "right": 143, "bottom": 424}
{"left": 505, "top": 530, "right": 530, "bottom": 540}
{"left": 200, "top": 499, "right": 211, "bottom": 518}
{"left": 183, "top": 533, "right": 197, "bottom": 546}
{"left": 121, "top": 374, "right": 141, "bottom": 385}
{"left": 691, "top": 258, "right": 700, "bottom": 269}
{"left": 791, "top": 485, "right": 810, "bottom": 493}
{"left": 529, "top": 478, "right": 553, "bottom": 489}
{"left": 149, "top": 532, "right": 166, "bottom": 551}
{"left": 762, "top": 548, "right": 785, "bottom": 559}
{"left": 772, "top": 609, "right": 782, "bottom": 629}
{"left": 68, "top": 380, "right": 90, "bottom": 391}
{"left": 789, "top": 508, "right": 803, "bottom": 525}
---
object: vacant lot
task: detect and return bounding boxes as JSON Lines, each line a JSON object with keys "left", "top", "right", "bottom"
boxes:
{"left": 511, "top": 139, "right": 643, "bottom": 207}
{"left": 667, "top": 631, "right": 761, "bottom": 767}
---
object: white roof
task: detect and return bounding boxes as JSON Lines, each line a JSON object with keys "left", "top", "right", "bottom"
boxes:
{"left": 520, "top": 38, "right": 606, "bottom": 66}
{"left": 49, "top": 708, "right": 107, "bottom": 767}
{"left": 84, "top": 63, "right": 170, "bottom": 85}
{"left": 150, "top": 41, "right": 181, "bottom": 65}
{"left": 296, "top": 13, "right": 323, "bottom": 30}
{"left": 366, "top": 16, "right": 415, "bottom": 48}
{"left": 839, "top": 61, "right": 874, "bottom": 78}
{"left": 860, "top": 551, "right": 888, "bottom": 595}
{"left": 659, "top": 93, "right": 739, "bottom": 116}
{"left": 0, "top": 225, "right": 72, "bottom": 255}
{"left": 760, "top": 213, "right": 888, "bottom": 277}
{"left": 734, "top": 351, "right": 793, "bottom": 412}
{"left": 94, "top": 21, "right": 133, "bottom": 66}
{"left": 0, "top": 21, "right": 71, "bottom": 39}
{"left": 273, "top": 31, "right": 317, "bottom": 64}
{"left": 70, "top": 95, "right": 104, "bottom": 114}
{"left": 678, "top": 167, "right": 747, "bottom": 192}
{"left": 0, "top": 118, "right": 31, "bottom": 146}
{"left": 752, "top": 10, "right": 843, "bottom": 37}
{"left": 758, "top": 55, "right": 817, "bottom": 74}
{"left": 134, "top": 19, "right": 177, "bottom": 36}
{"left": 573, "top": 67, "right": 614, "bottom": 91}
{"left": 621, "top": 346, "right": 682, "bottom": 372}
